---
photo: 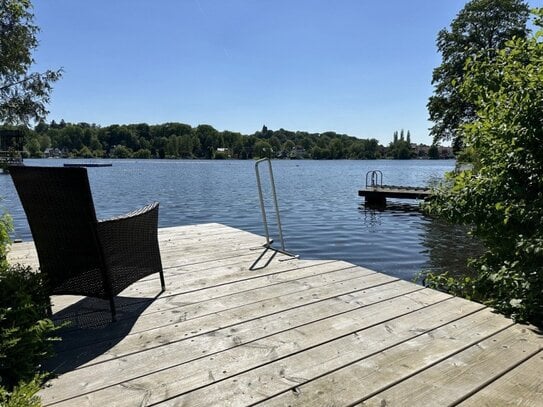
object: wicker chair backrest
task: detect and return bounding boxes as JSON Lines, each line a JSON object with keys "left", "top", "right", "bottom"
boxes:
{"left": 10, "top": 166, "right": 109, "bottom": 298}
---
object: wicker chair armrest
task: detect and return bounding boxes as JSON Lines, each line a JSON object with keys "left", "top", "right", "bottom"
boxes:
{"left": 96, "top": 202, "right": 162, "bottom": 296}
{"left": 98, "top": 202, "right": 159, "bottom": 223}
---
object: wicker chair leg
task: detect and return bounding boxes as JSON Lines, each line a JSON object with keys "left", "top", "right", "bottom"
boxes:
{"left": 109, "top": 297, "right": 117, "bottom": 322}
{"left": 159, "top": 269, "right": 166, "bottom": 292}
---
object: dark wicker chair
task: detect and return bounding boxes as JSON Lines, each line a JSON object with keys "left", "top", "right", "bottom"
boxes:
{"left": 9, "top": 165, "right": 165, "bottom": 321}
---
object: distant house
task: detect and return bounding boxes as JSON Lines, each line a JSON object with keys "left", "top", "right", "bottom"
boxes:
{"left": 438, "top": 146, "right": 454, "bottom": 158}
{"left": 44, "top": 147, "right": 61, "bottom": 158}
{"left": 289, "top": 146, "right": 306, "bottom": 159}
{"left": 411, "top": 143, "right": 430, "bottom": 157}
{"left": 215, "top": 147, "right": 231, "bottom": 158}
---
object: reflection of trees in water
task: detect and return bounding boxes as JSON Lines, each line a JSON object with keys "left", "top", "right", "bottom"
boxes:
{"left": 420, "top": 217, "right": 484, "bottom": 279}
{"left": 357, "top": 201, "right": 484, "bottom": 280}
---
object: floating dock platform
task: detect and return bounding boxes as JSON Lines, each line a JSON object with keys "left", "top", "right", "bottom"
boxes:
{"left": 8, "top": 223, "right": 542, "bottom": 406}
{"left": 360, "top": 170, "right": 432, "bottom": 205}
{"left": 359, "top": 185, "right": 432, "bottom": 205}
{"left": 63, "top": 163, "right": 112, "bottom": 168}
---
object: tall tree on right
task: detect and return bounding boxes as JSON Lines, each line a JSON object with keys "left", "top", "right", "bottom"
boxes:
{"left": 427, "top": 0, "right": 530, "bottom": 150}
{"left": 425, "top": 8, "right": 543, "bottom": 326}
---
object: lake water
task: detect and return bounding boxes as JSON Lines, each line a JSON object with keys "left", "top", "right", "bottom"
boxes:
{"left": 0, "top": 159, "right": 481, "bottom": 281}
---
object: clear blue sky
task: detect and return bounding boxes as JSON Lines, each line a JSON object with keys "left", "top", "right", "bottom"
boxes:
{"left": 30, "top": 0, "right": 533, "bottom": 145}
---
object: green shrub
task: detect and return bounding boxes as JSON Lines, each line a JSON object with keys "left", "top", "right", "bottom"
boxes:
{"left": 0, "top": 375, "right": 43, "bottom": 407}
{"left": 0, "top": 265, "right": 60, "bottom": 390}
{"left": 0, "top": 206, "right": 12, "bottom": 269}
{"left": 1, "top": 204, "right": 59, "bottom": 406}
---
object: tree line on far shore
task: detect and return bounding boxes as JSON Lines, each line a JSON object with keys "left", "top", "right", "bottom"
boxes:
{"left": 3, "top": 121, "right": 448, "bottom": 160}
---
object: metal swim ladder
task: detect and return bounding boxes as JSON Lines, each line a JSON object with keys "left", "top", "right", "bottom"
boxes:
{"left": 254, "top": 158, "right": 297, "bottom": 259}
{"left": 366, "top": 170, "right": 383, "bottom": 188}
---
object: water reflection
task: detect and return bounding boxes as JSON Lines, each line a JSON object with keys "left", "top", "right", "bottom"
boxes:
{"left": 420, "top": 217, "right": 484, "bottom": 278}
{"left": 358, "top": 201, "right": 484, "bottom": 281}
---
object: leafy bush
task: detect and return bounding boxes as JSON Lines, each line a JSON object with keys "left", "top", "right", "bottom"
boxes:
{"left": 0, "top": 265, "right": 60, "bottom": 390}
{"left": 0, "top": 375, "right": 43, "bottom": 407}
{"left": 0, "top": 205, "right": 12, "bottom": 269}
{"left": 424, "top": 10, "right": 543, "bottom": 326}
{"left": 1, "top": 202, "right": 62, "bottom": 406}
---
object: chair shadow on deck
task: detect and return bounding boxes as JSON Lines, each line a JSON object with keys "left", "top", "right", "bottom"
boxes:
{"left": 44, "top": 293, "right": 160, "bottom": 375}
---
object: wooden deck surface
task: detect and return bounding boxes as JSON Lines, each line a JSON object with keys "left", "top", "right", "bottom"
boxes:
{"left": 7, "top": 223, "right": 542, "bottom": 406}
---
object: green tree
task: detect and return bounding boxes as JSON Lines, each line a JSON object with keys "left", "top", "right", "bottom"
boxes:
{"left": 253, "top": 141, "right": 272, "bottom": 158}
{"left": 0, "top": 0, "right": 62, "bottom": 125}
{"left": 388, "top": 130, "right": 412, "bottom": 159}
{"left": 425, "top": 10, "right": 543, "bottom": 326}
{"left": 89, "top": 134, "right": 102, "bottom": 152}
{"left": 25, "top": 136, "right": 41, "bottom": 157}
{"left": 34, "top": 119, "right": 47, "bottom": 133}
{"left": 428, "top": 144, "right": 439, "bottom": 159}
{"left": 427, "top": 0, "right": 529, "bottom": 149}
{"left": 77, "top": 145, "right": 93, "bottom": 158}
{"left": 282, "top": 140, "right": 295, "bottom": 155}
{"left": 194, "top": 124, "right": 219, "bottom": 158}
{"left": 178, "top": 134, "right": 194, "bottom": 157}
{"left": 165, "top": 134, "right": 180, "bottom": 157}
{"left": 329, "top": 138, "right": 343, "bottom": 159}
{"left": 133, "top": 148, "right": 151, "bottom": 159}
{"left": 111, "top": 144, "right": 132, "bottom": 158}
{"left": 269, "top": 136, "right": 281, "bottom": 153}
{"left": 36, "top": 134, "right": 50, "bottom": 151}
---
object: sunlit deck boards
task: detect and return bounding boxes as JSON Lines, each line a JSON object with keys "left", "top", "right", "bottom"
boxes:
{"left": 7, "top": 223, "right": 543, "bottom": 406}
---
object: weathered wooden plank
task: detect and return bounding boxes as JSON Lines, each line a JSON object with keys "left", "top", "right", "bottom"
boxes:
{"left": 159, "top": 236, "right": 266, "bottom": 261}
{"left": 159, "top": 229, "right": 263, "bottom": 252}
{"left": 359, "top": 326, "right": 542, "bottom": 406}
{"left": 41, "top": 271, "right": 398, "bottom": 401}
{"left": 6, "top": 224, "right": 260, "bottom": 265}
{"left": 51, "top": 259, "right": 354, "bottom": 324}
{"left": 54, "top": 279, "right": 422, "bottom": 374}
{"left": 157, "top": 222, "right": 241, "bottom": 236}
{"left": 41, "top": 287, "right": 450, "bottom": 406}
{"left": 51, "top": 261, "right": 368, "bottom": 348}
{"left": 154, "top": 297, "right": 485, "bottom": 407}
{"left": 50, "top": 256, "right": 328, "bottom": 314}
{"left": 254, "top": 309, "right": 515, "bottom": 407}
{"left": 457, "top": 350, "right": 543, "bottom": 407}
{"left": 159, "top": 225, "right": 259, "bottom": 241}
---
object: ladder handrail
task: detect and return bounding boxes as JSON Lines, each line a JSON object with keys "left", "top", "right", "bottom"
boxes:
{"left": 365, "top": 170, "right": 383, "bottom": 188}
{"left": 255, "top": 158, "right": 296, "bottom": 257}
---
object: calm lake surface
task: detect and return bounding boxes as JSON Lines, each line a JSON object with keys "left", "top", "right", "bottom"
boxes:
{"left": 0, "top": 159, "right": 481, "bottom": 281}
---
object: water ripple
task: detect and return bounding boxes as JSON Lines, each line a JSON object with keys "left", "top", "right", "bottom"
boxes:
{"left": 0, "top": 159, "right": 480, "bottom": 280}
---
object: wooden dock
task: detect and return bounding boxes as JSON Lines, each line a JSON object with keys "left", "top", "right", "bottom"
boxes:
{"left": 359, "top": 186, "right": 432, "bottom": 205}
{"left": 7, "top": 223, "right": 542, "bottom": 406}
